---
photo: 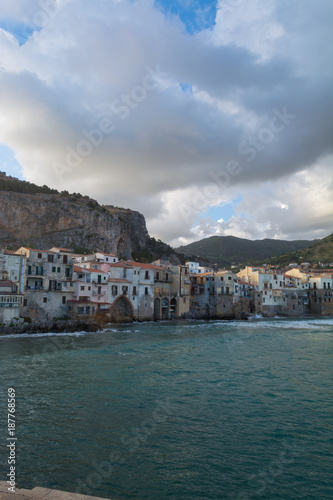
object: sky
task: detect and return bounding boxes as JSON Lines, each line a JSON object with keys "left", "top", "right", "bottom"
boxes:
{"left": 0, "top": 0, "right": 332, "bottom": 247}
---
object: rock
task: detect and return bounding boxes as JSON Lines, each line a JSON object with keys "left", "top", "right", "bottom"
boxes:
{"left": 0, "top": 191, "right": 149, "bottom": 258}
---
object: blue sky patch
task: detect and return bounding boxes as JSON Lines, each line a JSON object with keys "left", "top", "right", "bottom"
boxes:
{"left": 201, "top": 197, "right": 242, "bottom": 223}
{"left": 0, "top": 145, "right": 24, "bottom": 179}
{"left": 155, "top": 0, "right": 218, "bottom": 34}
{"left": 0, "top": 19, "right": 38, "bottom": 45}
{"left": 179, "top": 83, "right": 193, "bottom": 93}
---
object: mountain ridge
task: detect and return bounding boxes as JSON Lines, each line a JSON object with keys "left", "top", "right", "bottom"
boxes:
{"left": 0, "top": 172, "right": 176, "bottom": 261}
{"left": 176, "top": 235, "right": 317, "bottom": 267}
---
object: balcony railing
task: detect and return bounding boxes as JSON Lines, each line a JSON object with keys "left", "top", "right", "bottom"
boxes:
{"left": 26, "top": 286, "right": 43, "bottom": 291}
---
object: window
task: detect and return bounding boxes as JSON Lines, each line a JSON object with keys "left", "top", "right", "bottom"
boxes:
{"left": 112, "top": 285, "right": 118, "bottom": 295}
{"left": 220, "top": 277, "right": 224, "bottom": 281}
{"left": 133, "top": 286, "right": 137, "bottom": 296}
{"left": 38, "top": 253, "right": 42, "bottom": 259}
{"left": 145, "top": 287, "right": 149, "bottom": 295}
{"left": 62, "top": 296, "right": 66, "bottom": 304}
{"left": 80, "top": 286, "right": 85, "bottom": 291}
{"left": 43, "top": 297, "right": 47, "bottom": 303}
{"left": 228, "top": 276, "right": 232, "bottom": 280}
{"left": 48, "top": 254, "right": 54, "bottom": 263}
{"left": 122, "top": 286, "right": 128, "bottom": 295}
{"left": 23, "top": 299, "right": 27, "bottom": 306}
{"left": 156, "top": 272, "right": 159, "bottom": 280}
{"left": 166, "top": 273, "right": 169, "bottom": 281}
{"left": 63, "top": 255, "right": 68, "bottom": 264}
{"left": 57, "top": 267, "right": 61, "bottom": 273}
{"left": 98, "top": 286, "right": 102, "bottom": 294}
{"left": 52, "top": 266, "right": 56, "bottom": 272}
{"left": 88, "top": 286, "right": 91, "bottom": 291}
{"left": 145, "top": 270, "right": 149, "bottom": 280}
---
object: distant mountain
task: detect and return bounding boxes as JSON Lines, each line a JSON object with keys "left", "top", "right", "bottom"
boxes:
{"left": 175, "top": 235, "right": 315, "bottom": 267}
{"left": 265, "top": 233, "right": 333, "bottom": 267}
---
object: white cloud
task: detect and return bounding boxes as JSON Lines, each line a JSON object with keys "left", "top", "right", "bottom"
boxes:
{"left": 0, "top": 0, "right": 332, "bottom": 246}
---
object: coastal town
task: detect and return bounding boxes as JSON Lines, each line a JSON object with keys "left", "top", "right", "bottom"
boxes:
{"left": 0, "top": 245, "right": 332, "bottom": 328}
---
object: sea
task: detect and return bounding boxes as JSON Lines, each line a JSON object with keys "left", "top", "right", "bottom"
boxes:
{"left": 0, "top": 317, "right": 332, "bottom": 500}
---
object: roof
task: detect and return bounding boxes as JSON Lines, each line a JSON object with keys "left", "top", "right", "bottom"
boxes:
{"left": 52, "top": 248, "right": 73, "bottom": 253}
{"left": 81, "top": 261, "right": 106, "bottom": 266}
{"left": 310, "top": 274, "right": 333, "bottom": 279}
{"left": 74, "top": 266, "right": 106, "bottom": 274}
{"left": 108, "top": 278, "right": 131, "bottom": 283}
{"left": 0, "top": 280, "right": 16, "bottom": 287}
{"left": 108, "top": 262, "right": 133, "bottom": 269}
{"left": 16, "top": 247, "right": 54, "bottom": 254}
{"left": 124, "top": 261, "right": 166, "bottom": 270}
{"left": 98, "top": 251, "right": 117, "bottom": 257}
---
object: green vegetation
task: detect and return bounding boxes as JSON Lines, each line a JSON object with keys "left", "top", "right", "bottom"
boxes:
{"left": 0, "top": 177, "right": 59, "bottom": 195}
{"left": 263, "top": 233, "right": 333, "bottom": 267}
{"left": 132, "top": 237, "right": 175, "bottom": 263}
{"left": 73, "top": 247, "right": 93, "bottom": 255}
{"left": 176, "top": 235, "right": 315, "bottom": 267}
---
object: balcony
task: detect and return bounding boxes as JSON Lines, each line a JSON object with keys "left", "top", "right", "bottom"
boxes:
{"left": 92, "top": 290, "right": 106, "bottom": 296}
{"left": 27, "top": 271, "right": 44, "bottom": 277}
{"left": 26, "top": 286, "right": 43, "bottom": 291}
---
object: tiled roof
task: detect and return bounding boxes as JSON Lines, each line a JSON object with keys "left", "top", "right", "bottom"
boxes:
{"left": 125, "top": 261, "right": 166, "bottom": 270}
{"left": 51, "top": 247, "right": 73, "bottom": 252}
{"left": 108, "top": 278, "right": 131, "bottom": 283}
{"left": 0, "top": 280, "right": 16, "bottom": 287}
{"left": 74, "top": 266, "right": 106, "bottom": 274}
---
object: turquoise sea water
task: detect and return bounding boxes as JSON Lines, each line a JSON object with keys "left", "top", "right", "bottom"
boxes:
{"left": 0, "top": 317, "right": 332, "bottom": 499}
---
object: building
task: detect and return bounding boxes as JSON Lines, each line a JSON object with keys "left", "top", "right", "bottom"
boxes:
{"left": 16, "top": 247, "right": 75, "bottom": 320}
{"left": 0, "top": 280, "right": 24, "bottom": 324}
{"left": 186, "top": 261, "right": 214, "bottom": 274}
{"left": 68, "top": 266, "right": 110, "bottom": 318}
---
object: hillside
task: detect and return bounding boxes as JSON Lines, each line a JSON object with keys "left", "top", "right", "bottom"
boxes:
{"left": 0, "top": 173, "right": 175, "bottom": 261}
{"left": 264, "top": 233, "right": 333, "bottom": 267}
{"left": 176, "top": 235, "right": 315, "bottom": 267}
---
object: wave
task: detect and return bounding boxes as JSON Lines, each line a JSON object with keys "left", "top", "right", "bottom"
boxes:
{"left": 0, "top": 331, "right": 87, "bottom": 340}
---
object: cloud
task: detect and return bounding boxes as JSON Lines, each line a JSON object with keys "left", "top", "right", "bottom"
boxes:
{"left": 0, "top": 0, "right": 332, "bottom": 246}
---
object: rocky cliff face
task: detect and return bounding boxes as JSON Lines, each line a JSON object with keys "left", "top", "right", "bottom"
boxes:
{"left": 0, "top": 191, "right": 149, "bottom": 257}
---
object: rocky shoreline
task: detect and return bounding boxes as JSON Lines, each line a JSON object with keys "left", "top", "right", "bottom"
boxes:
{"left": 0, "top": 311, "right": 294, "bottom": 336}
{"left": 0, "top": 319, "right": 101, "bottom": 336}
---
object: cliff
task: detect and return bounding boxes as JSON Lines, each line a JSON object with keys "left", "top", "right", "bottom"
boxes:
{"left": 0, "top": 190, "right": 149, "bottom": 258}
